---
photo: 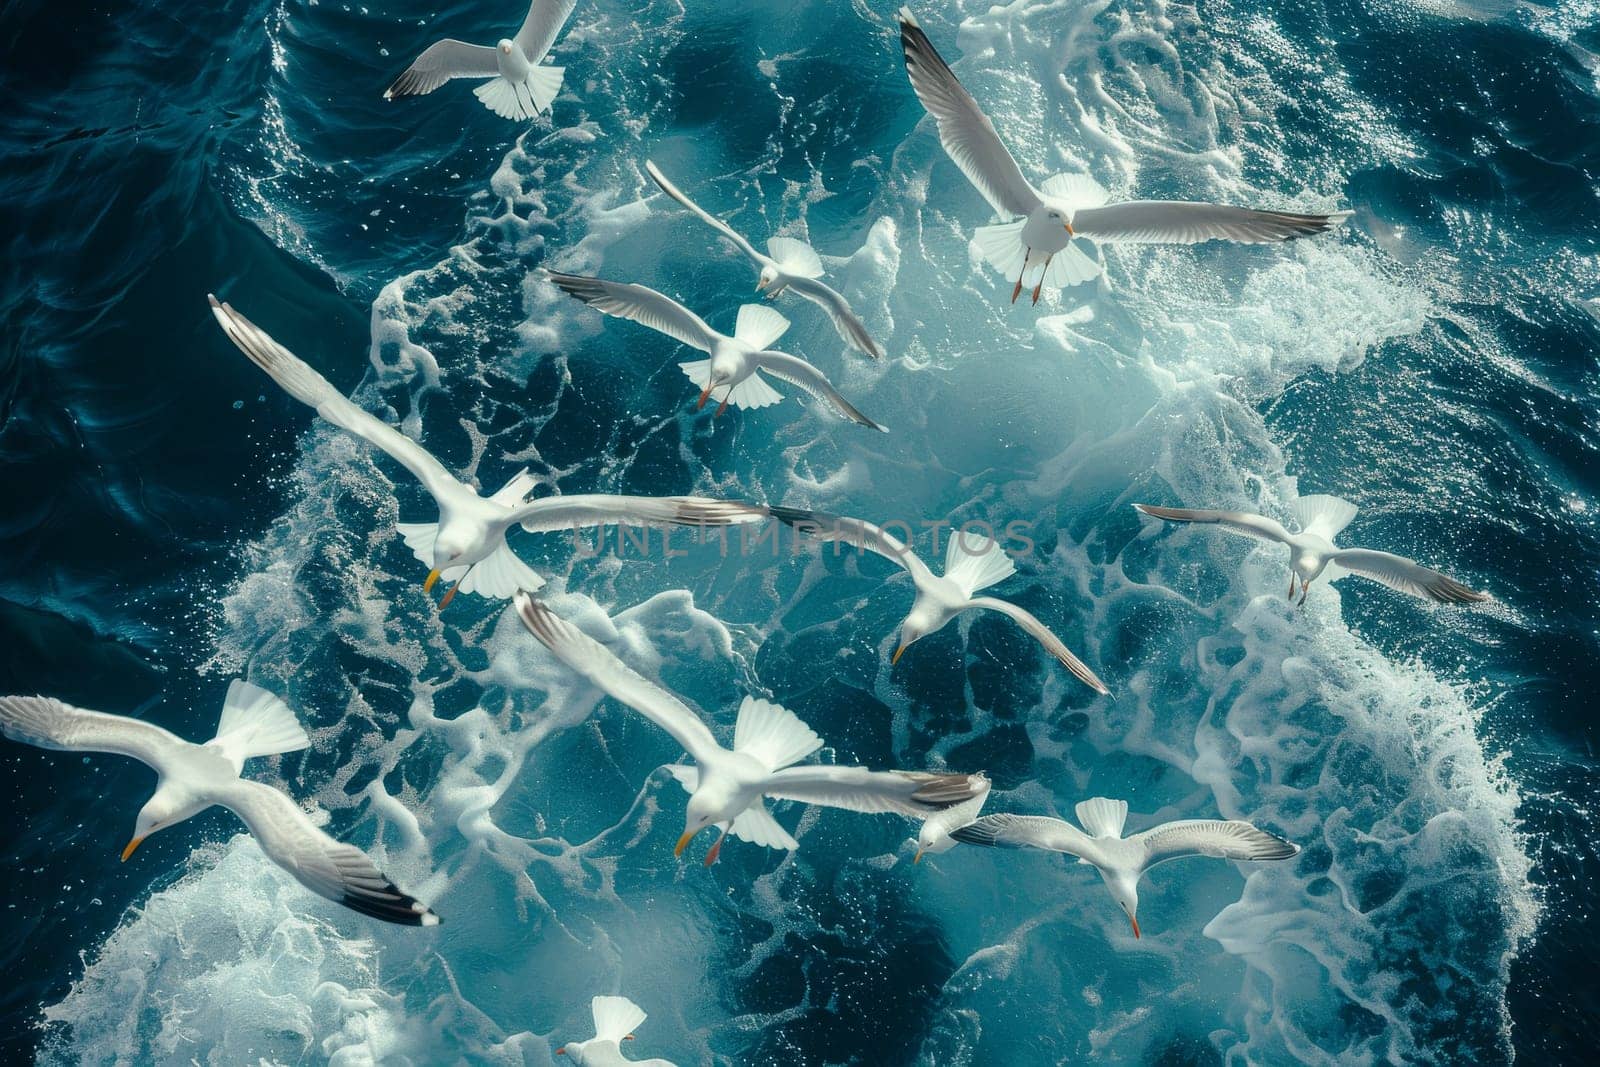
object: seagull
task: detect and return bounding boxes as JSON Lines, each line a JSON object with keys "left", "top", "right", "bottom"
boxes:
{"left": 912, "top": 774, "right": 991, "bottom": 863}
{"left": 384, "top": 0, "right": 577, "bottom": 121}
{"left": 1132, "top": 495, "right": 1489, "bottom": 606}
{"left": 556, "top": 995, "right": 677, "bottom": 1066}
{"left": 542, "top": 271, "right": 888, "bottom": 432}
{"left": 952, "top": 798, "right": 1299, "bottom": 938}
{"left": 643, "top": 160, "right": 886, "bottom": 361}
{"left": 896, "top": 6, "right": 1350, "bottom": 304}
{"left": 768, "top": 507, "right": 1110, "bottom": 695}
{"left": 209, "top": 295, "right": 765, "bottom": 607}
{"left": 515, "top": 592, "right": 987, "bottom": 864}
{"left": 0, "top": 683, "right": 440, "bottom": 926}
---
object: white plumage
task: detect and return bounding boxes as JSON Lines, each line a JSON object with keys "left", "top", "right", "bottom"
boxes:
{"left": 1133, "top": 497, "right": 1489, "bottom": 606}
{"left": 768, "top": 506, "right": 1109, "bottom": 694}
{"left": 0, "top": 690, "right": 439, "bottom": 926}
{"left": 953, "top": 799, "right": 1299, "bottom": 937}
{"left": 543, "top": 271, "right": 888, "bottom": 431}
{"left": 385, "top": 0, "right": 577, "bottom": 121}
{"left": 645, "top": 160, "right": 887, "bottom": 360}
{"left": 897, "top": 6, "right": 1349, "bottom": 303}
{"left": 209, "top": 295, "right": 765, "bottom": 607}
{"left": 514, "top": 593, "right": 987, "bottom": 864}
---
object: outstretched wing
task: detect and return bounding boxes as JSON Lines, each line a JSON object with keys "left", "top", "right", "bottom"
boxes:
{"left": 897, "top": 8, "right": 1039, "bottom": 219}
{"left": 384, "top": 40, "right": 500, "bottom": 99}
{"left": 217, "top": 779, "right": 440, "bottom": 925}
{"left": 644, "top": 160, "right": 766, "bottom": 267}
{"left": 0, "top": 695, "right": 187, "bottom": 775}
{"left": 507, "top": 494, "right": 766, "bottom": 534}
{"left": 544, "top": 272, "right": 720, "bottom": 353}
{"left": 750, "top": 352, "right": 888, "bottom": 432}
{"left": 766, "top": 505, "right": 933, "bottom": 583}
{"left": 1134, "top": 819, "right": 1300, "bottom": 871}
{"left": 965, "top": 597, "right": 1110, "bottom": 695}
{"left": 784, "top": 275, "right": 886, "bottom": 360}
{"left": 1330, "top": 549, "right": 1488, "bottom": 605}
{"left": 208, "top": 296, "right": 463, "bottom": 503}
{"left": 513, "top": 593, "right": 722, "bottom": 763}
{"left": 949, "top": 813, "right": 1094, "bottom": 857}
{"left": 763, "top": 767, "right": 987, "bottom": 817}
{"left": 1070, "top": 202, "right": 1349, "bottom": 245}
{"left": 1132, "top": 504, "right": 1293, "bottom": 545}
{"left": 515, "top": 0, "right": 579, "bottom": 62}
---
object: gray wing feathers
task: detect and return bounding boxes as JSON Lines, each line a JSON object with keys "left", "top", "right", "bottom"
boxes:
{"left": 751, "top": 352, "right": 888, "bottom": 432}
{"left": 385, "top": 40, "right": 500, "bottom": 99}
{"left": 950, "top": 813, "right": 1092, "bottom": 855}
{"left": 1330, "top": 549, "right": 1488, "bottom": 604}
{"left": 543, "top": 272, "right": 719, "bottom": 352}
{"left": 1071, "top": 202, "right": 1349, "bottom": 245}
{"left": 897, "top": 9, "right": 1039, "bottom": 218}
{"left": 0, "top": 695, "right": 183, "bottom": 770}
{"left": 784, "top": 275, "right": 886, "bottom": 360}
{"left": 515, "top": 0, "right": 579, "bottom": 61}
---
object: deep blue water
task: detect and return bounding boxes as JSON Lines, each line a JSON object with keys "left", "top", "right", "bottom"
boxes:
{"left": 1, "top": 0, "right": 1597, "bottom": 1062}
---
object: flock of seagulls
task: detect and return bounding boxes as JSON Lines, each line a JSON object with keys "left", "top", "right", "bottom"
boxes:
{"left": 1, "top": 1, "right": 1493, "bottom": 1056}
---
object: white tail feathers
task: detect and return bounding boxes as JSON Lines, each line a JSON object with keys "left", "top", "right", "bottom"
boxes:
{"left": 733, "top": 696, "right": 822, "bottom": 771}
{"left": 1291, "top": 494, "right": 1359, "bottom": 540}
{"left": 210, "top": 680, "right": 310, "bottom": 769}
{"left": 455, "top": 542, "right": 546, "bottom": 599}
{"left": 489, "top": 467, "right": 539, "bottom": 507}
{"left": 1040, "top": 243, "right": 1102, "bottom": 288}
{"left": 733, "top": 304, "right": 791, "bottom": 349}
{"left": 1075, "top": 796, "right": 1129, "bottom": 839}
{"left": 943, "top": 533, "right": 1016, "bottom": 597}
{"left": 726, "top": 371, "right": 784, "bottom": 410}
{"left": 972, "top": 220, "right": 1027, "bottom": 279}
{"left": 1039, "top": 172, "right": 1111, "bottom": 208}
{"left": 730, "top": 800, "right": 800, "bottom": 850}
{"left": 589, "top": 995, "right": 647, "bottom": 1044}
{"left": 525, "top": 64, "right": 565, "bottom": 115}
{"left": 765, "top": 237, "right": 825, "bottom": 278}
{"left": 677, "top": 362, "right": 785, "bottom": 410}
{"left": 474, "top": 66, "right": 564, "bottom": 121}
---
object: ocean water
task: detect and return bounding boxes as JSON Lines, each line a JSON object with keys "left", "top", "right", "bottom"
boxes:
{"left": 0, "top": 0, "right": 1596, "bottom": 1062}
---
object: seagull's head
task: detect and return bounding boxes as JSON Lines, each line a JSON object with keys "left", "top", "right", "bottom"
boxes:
{"left": 497, "top": 39, "right": 515, "bottom": 56}
{"left": 1046, "top": 208, "right": 1074, "bottom": 236}
{"left": 424, "top": 534, "right": 471, "bottom": 605}
{"left": 756, "top": 264, "right": 782, "bottom": 294}
{"left": 1106, "top": 875, "right": 1141, "bottom": 939}
{"left": 676, "top": 792, "right": 733, "bottom": 865}
{"left": 912, "top": 822, "right": 949, "bottom": 864}
{"left": 892, "top": 609, "right": 936, "bottom": 665}
{"left": 124, "top": 788, "right": 204, "bottom": 862}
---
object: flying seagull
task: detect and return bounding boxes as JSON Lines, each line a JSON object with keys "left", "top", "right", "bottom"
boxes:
{"left": 769, "top": 507, "right": 1110, "bottom": 695}
{"left": 952, "top": 798, "right": 1299, "bottom": 937}
{"left": 515, "top": 592, "right": 986, "bottom": 864}
{"left": 556, "top": 995, "right": 677, "bottom": 1065}
{"left": 0, "top": 683, "right": 440, "bottom": 926}
{"left": 644, "top": 159, "right": 886, "bottom": 361}
{"left": 912, "top": 775, "right": 991, "bottom": 863}
{"left": 896, "top": 6, "right": 1349, "bottom": 303}
{"left": 385, "top": 0, "right": 578, "bottom": 121}
{"left": 543, "top": 271, "right": 888, "bottom": 432}
{"left": 1132, "top": 495, "right": 1489, "bottom": 606}
{"left": 209, "top": 295, "right": 765, "bottom": 607}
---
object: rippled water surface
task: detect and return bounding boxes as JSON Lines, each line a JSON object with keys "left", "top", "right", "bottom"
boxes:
{"left": 2, "top": 0, "right": 1597, "bottom": 1062}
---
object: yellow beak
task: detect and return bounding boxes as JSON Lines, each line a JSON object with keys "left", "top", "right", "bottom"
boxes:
{"left": 891, "top": 644, "right": 907, "bottom": 665}
{"left": 120, "top": 836, "right": 145, "bottom": 862}
{"left": 913, "top": 849, "right": 925, "bottom": 864}
{"left": 1130, "top": 914, "right": 1141, "bottom": 939}
{"left": 1065, "top": 221, "right": 1075, "bottom": 235}
{"left": 674, "top": 829, "right": 697, "bottom": 858}
{"left": 423, "top": 568, "right": 441, "bottom": 594}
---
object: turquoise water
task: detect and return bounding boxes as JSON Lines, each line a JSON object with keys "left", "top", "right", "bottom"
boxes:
{"left": 1, "top": 0, "right": 1596, "bottom": 1062}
